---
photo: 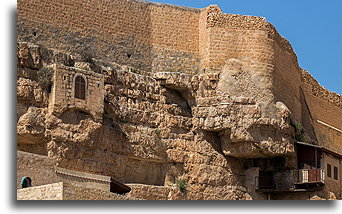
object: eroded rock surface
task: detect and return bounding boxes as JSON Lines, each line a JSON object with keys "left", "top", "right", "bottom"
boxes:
{"left": 16, "top": 43, "right": 310, "bottom": 200}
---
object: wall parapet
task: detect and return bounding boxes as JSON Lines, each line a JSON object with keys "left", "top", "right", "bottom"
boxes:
{"left": 206, "top": 11, "right": 296, "bottom": 56}
{"left": 207, "top": 13, "right": 267, "bottom": 30}
{"left": 136, "top": 0, "right": 201, "bottom": 12}
{"left": 302, "top": 69, "right": 342, "bottom": 108}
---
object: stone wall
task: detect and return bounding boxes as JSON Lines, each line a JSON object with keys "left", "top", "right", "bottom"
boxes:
{"left": 17, "top": 151, "right": 58, "bottom": 189}
{"left": 201, "top": 6, "right": 274, "bottom": 70}
{"left": 313, "top": 120, "right": 342, "bottom": 155}
{"left": 62, "top": 182, "right": 138, "bottom": 200}
{"left": 17, "top": 182, "right": 64, "bottom": 200}
{"left": 17, "top": 151, "right": 114, "bottom": 193}
{"left": 272, "top": 34, "right": 302, "bottom": 122}
{"left": 307, "top": 94, "right": 342, "bottom": 131}
{"left": 17, "top": 0, "right": 200, "bottom": 73}
{"left": 303, "top": 86, "right": 342, "bottom": 130}
{"left": 302, "top": 69, "right": 342, "bottom": 108}
{"left": 55, "top": 167, "right": 111, "bottom": 192}
{"left": 17, "top": 182, "right": 138, "bottom": 200}
{"left": 301, "top": 70, "right": 342, "bottom": 155}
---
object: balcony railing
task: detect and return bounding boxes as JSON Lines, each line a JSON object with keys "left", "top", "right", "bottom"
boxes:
{"left": 296, "top": 169, "right": 325, "bottom": 184}
{"left": 255, "top": 169, "right": 325, "bottom": 191}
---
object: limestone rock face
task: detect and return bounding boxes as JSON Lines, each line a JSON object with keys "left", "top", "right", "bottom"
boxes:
{"left": 17, "top": 77, "right": 48, "bottom": 107}
{"left": 192, "top": 59, "right": 294, "bottom": 158}
{"left": 17, "top": 43, "right": 300, "bottom": 200}
{"left": 17, "top": 43, "right": 42, "bottom": 70}
{"left": 17, "top": 107, "right": 48, "bottom": 145}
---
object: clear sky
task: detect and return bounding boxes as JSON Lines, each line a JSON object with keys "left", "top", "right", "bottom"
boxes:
{"left": 152, "top": 0, "right": 342, "bottom": 94}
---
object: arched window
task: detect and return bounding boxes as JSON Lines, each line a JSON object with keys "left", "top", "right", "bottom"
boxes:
{"left": 21, "top": 177, "right": 32, "bottom": 188}
{"left": 75, "top": 76, "right": 86, "bottom": 100}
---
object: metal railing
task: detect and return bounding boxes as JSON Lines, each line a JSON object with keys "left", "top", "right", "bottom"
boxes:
{"left": 255, "top": 176, "right": 277, "bottom": 190}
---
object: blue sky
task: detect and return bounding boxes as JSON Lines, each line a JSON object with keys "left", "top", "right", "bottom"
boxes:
{"left": 152, "top": 0, "right": 342, "bottom": 94}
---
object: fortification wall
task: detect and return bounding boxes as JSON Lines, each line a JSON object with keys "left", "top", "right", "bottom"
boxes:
{"left": 313, "top": 120, "right": 342, "bottom": 154}
{"left": 202, "top": 9, "right": 274, "bottom": 71}
{"left": 272, "top": 34, "right": 302, "bottom": 122}
{"left": 302, "top": 70, "right": 342, "bottom": 108}
{"left": 198, "top": 6, "right": 305, "bottom": 123}
{"left": 315, "top": 114, "right": 341, "bottom": 155}
{"left": 17, "top": 0, "right": 200, "bottom": 73}
{"left": 301, "top": 70, "right": 342, "bottom": 154}
{"left": 302, "top": 70, "right": 342, "bottom": 128}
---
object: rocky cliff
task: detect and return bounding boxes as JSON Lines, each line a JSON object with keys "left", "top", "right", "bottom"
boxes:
{"left": 17, "top": 42, "right": 303, "bottom": 200}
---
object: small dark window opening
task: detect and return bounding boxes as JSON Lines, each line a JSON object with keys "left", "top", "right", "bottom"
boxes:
{"left": 327, "top": 164, "right": 331, "bottom": 178}
{"left": 98, "top": 83, "right": 100, "bottom": 87}
{"left": 334, "top": 167, "right": 338, "bottom": 180}
{"left": 127, "top": 53, "right": 132, "bottom": 59}
{"left": 47, "top": 84, "right": 52, "bottom": 93}
{"left": 32, "top": 31, "right": 37, "bottom": 36}
{"left": 75, "top": 76, "right": 86, "bottom": 100}
{"left": 259, "top": 171, "right": 276, "bottom": 189}
{"left": 63, "top": 76, "right": 66, "bottom": 80}
{"left": 21, "top": 177, "right": 32, "bottom": 188}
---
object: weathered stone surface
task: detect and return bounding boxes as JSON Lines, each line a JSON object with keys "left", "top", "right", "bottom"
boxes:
{"left": 17, "top": 107, "right": 48, "bottom": 145}
{"left": 17, "top": 42, "right": 42, "bottom": 70}
{"left": 16, "top": 0, "right": 341, "bottom": 200}
{"left": 192, "top": 61, "right": 295, "bottom": 158}
{"left": 17, "top": 77, "right": 48, "bottom": 107}
{"left": 16, "top": 39, "right": 341, "bottom": 200}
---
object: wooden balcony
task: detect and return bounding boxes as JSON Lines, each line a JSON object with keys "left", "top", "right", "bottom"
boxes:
{"left": 295, "top": 169, "right": 325, "bottom": 184}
